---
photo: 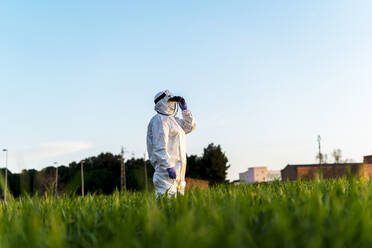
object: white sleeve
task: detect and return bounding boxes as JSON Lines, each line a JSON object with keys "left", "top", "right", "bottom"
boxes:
{"left": 175, "top": 110, "right": 197, "bottom": 134}
{"left": 151, "top": 117, "right": 173, "bottom": 169}
{"left": 146, "top": 122, "right": 154, "bottom": 166}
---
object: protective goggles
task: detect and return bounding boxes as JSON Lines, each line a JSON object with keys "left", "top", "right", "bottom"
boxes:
{"left": 154, "top": 92, "right": 168, "bottom": 104}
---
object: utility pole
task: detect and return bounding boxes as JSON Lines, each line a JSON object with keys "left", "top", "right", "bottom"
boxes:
{"left": 143, "top": 153, "right": 148, "bottom": 192}
{"left": 120, "top": 147, "right": 126, "bottom": 191}
{"left": 317, "top": 135, "right": 322, "bottom": 165}
{"left": 2, "top": 149, "right": 8, "bottom": 203}
{"left": 81, "top": 160, "right": 85, "bottom": 197}
{"left": 54, "top": 162, "right": 58, "bottom": 198}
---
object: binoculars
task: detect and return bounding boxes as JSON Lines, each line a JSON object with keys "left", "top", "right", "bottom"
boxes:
{"left": 168, "top": 96, "right": 185, "bottom": 103}
{"left": 154, "top": 93, "right": 185, "bottom": 105}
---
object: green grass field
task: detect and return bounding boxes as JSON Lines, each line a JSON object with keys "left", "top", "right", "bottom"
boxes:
{"left": 1, "top": 178, "right": 372, "bottom": 248}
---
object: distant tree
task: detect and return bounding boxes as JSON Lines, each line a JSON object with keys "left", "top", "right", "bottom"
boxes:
{"left": 332, "top": 149, "right": 343, "bottom": 164}
{"left": 343, "top": 158, "right": 355, "bottom": 163}
{"left": 2, "top": 144, "right": 231, "bottom": 197}
{"left": 74, "top": 153, "right": 121, "bottom": 194}
{"left": 125, "top": 158, "right": 154, "bottom": 191}
{"left": 200, "top": 143, "right": 230, "bottom": 185}
{"left": 20, "top": 170, "right": 31, "bottom": 195}
{"left": 7, "top": 170, "right": 21, "bottom": 197}
{"left": 316, "top": 153, "right": 328, "bottom": 164}
{"left": 186, "top": 155, "right": 202, "bottom": 179}
{"left": 40, "top": 167, "right": 56, "bottom": 194}
{"left": 323, "top": 154, "right": 328, "bottom": 163}
{"left": 186, "top": 144, "right": 230, "bottom": 185}
{"left": 65, "top": 153, "right": 154, "bottom": 194}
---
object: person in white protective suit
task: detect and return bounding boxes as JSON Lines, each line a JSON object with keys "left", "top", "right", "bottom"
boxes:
{"left": 147, "top": 90, "right": 196, "bottom": 196}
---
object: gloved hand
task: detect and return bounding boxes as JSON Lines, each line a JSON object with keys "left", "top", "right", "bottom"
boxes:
{"left": 167, "top": 168, "right": 177, "bottom": 179}
{"left": 179, "top": 98, "right": 188, "bottom": 111}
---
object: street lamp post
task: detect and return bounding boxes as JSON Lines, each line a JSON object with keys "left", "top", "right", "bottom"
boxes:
{"left": 2, "top": 149, "right": 8, "bottom": 203}
{"left": 81, "top": 160, "right": 85, "bottom": 197}
{"left": 54, "top": 162, "right": 58, "bottom": 198}
{"left": 120, "top": 147, "right": 127, "bottom": 192}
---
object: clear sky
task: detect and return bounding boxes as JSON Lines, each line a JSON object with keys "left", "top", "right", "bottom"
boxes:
{"left": 1, "top": 1, "right": 372, "bottom": 180}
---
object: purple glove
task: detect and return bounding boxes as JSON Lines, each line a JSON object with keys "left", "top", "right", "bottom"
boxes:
{"left": 179, "top": 98, "right": 188, "bottom": 111}
{"left": 167, "top": 168, "right": 177, "bottom": 179}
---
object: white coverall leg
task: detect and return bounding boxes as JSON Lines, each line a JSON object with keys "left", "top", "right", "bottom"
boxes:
{"left": 147, "top": 90, "right": 196, "bottom": 197}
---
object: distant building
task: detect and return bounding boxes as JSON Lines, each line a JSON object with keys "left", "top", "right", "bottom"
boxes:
{"left": 239, "top": 167, "right": 280, "bottom": 184}
{"left": 240, "top": 167, "right": 268, "bottom": 184}
{"left": 267, "top": 170, "right": 281, "bottom": 181}
{"left": 281, "top": 155, "right": 372, "bottom": 181}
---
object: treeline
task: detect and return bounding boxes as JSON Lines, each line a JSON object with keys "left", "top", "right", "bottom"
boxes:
{"left": 1, "top": 143, "right": 229, "bottom": 197}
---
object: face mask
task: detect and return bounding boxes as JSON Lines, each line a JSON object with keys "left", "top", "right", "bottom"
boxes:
{"left": 168, "top": 101, "right": 177, "bottom": 112}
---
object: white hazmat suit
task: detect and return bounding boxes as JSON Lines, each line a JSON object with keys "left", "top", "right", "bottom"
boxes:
{"left": 147, "top": 90, "right": 196, "bottom": 196}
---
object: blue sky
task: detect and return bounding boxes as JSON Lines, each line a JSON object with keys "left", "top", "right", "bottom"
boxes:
{"left": 1, "top": 1, "right": 372, "bottom": 180}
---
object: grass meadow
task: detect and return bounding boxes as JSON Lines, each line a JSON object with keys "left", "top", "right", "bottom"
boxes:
{"left": 0, "top": 178, "right": 372, "bottom": 247}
